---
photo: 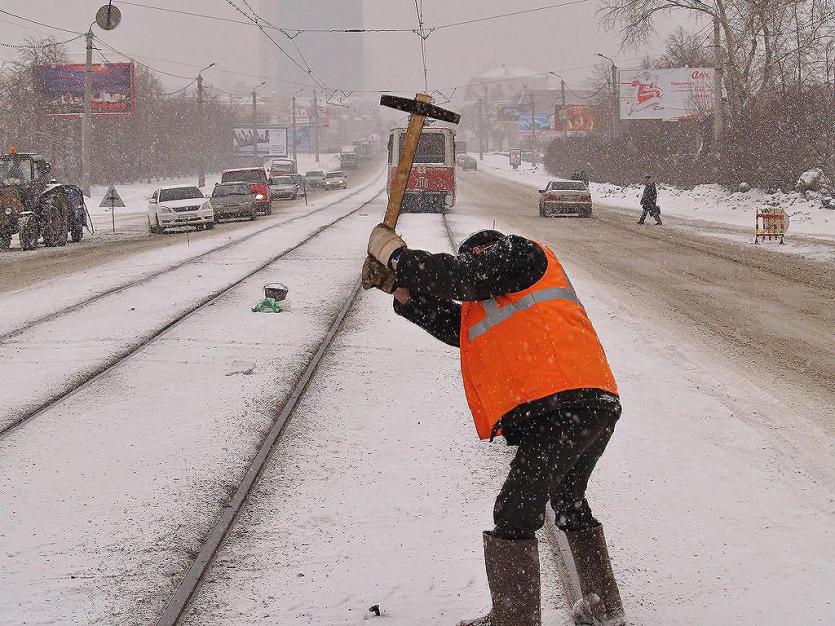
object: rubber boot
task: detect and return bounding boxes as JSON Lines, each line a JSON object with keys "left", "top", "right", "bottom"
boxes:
{"left": 457, "top": 532, "right": 542, "bottom": 626}
{"left": 565, "top": 524, "right": 625, "bottom": 626}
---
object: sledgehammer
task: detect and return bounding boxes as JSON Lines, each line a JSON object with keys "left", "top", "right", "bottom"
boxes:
{"left": 361, "top": 93, "right": 460, "bottom": 290}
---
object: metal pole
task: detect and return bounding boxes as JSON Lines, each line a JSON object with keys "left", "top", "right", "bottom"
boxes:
{"left": 530, "top": 89, "right": 537, "bottom": 167}
{"left": 482, "top": 82, "right": 489, "bottom": 152}
{"left": 561, "top": 78, "right": 568, "bottom": 141}
{"left": 312, "top": 89, "right": 320, "bottom": 163}
{"left": 291, "top": 95, "right": 298, "bottom": 163}
{"left": 251, "top": 90, "right": 258, "bottom": 164}
{"left": 712, "top": 17, "right": 723, "bottom": 154}
{"left": 81, "top": 30, "right": 93, "bottom": 197}
{"left": 478, "top": 97, "right": 484, "bottom": 161}
{"left": 611, "top": 63, "right": 618, "bottom": 141}
{"left": 197, "top": 73, "right": 205, "bottom": 187}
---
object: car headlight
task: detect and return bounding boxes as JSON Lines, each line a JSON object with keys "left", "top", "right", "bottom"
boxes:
{"left": 159, "top": 206, "right": 172, "bottom": 213}
{"left": 255, "top": 194, "right": 265, "bottom": 200}
{"left": 4, "top": 207, "right": 11, "bottom": 215}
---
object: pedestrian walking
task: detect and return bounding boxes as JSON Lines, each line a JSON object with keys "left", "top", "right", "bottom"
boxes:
{"left": 637, "top": 175, "right": 662, "bottom": 225}
{"left": 365, "top": 226, "right": 626, "bottom": 626}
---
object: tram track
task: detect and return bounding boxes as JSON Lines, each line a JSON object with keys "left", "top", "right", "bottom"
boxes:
{"left": 0, "top": 169, "right": 385, "bottom": 344}
{"left": 0, "top": 183, "right": 385, "bottom": 440}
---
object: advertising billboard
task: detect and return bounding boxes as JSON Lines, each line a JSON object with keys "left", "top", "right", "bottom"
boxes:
{"left": 518, "top": 113, "right": 551, "bottom": 132}
{"left": 495, "top": 102, "right": 520, "bottom": 123}
{"left": 553, "top": 105, "right": 596, "bottom": 135}
{"left": 34, "top": 63, "right": 135, "bottom": 116}
{"left": 618, "top": 68, "right": 715, "bottom": 121}
{"left": 233, "top": 127, "right": 288, "bottom": 157}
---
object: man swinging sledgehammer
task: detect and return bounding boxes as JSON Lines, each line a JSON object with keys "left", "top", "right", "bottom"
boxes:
{"left": 365, "top": 226, "right": 626, "bottom": 625}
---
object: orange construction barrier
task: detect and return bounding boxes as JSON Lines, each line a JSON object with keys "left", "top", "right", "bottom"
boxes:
{"left": 755, "top": 208, "right": 788, "bottom": 244}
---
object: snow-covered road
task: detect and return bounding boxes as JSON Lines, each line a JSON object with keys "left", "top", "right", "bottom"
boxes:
{"left": 1, "top": 163, "right": 833, "bottom": 625}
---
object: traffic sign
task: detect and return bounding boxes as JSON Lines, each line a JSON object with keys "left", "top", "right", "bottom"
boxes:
{"left": 99, "top": 185, "right": 125, "bottom": 208}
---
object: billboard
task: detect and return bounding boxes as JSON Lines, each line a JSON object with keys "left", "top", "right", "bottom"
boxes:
{"left": 494, "top": 102, "right": 520, "bottom": 123}
{"left": 518, "top": 113, "right": 551, "bottom": 132}
{"left": 618, "top": 68, "right": 715, "bottom": 121}
{"left": 34, "top": 63, "right": 135, "bottom": 116}
{"left": 293, "top": 105, "right": 330, "bottom": 127}
{"left": 553, "top": 105, "right": 596, "bottom": 135}
{"left": 232, "top": 127, "right": 288, "bottom": 157}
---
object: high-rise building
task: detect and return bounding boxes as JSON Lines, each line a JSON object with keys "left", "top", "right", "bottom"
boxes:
{"left": 258, "top": 1, "right": 364, "bottom": 94}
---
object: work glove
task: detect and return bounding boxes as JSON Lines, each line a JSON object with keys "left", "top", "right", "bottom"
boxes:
{"left": 361, "top": 256, "right": 396, "bottom": 293}
{"left": 367, "top": 223, "right": 406, "bottom": 268}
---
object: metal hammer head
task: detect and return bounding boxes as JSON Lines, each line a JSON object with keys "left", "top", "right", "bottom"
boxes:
{"left": 380, "top": 94, "right": 460, "bottom": 124}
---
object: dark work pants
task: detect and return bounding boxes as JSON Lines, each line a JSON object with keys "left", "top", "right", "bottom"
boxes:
{"left": 493, "top": 400, "right": 621, "bottom": 540}
{"left": 638, "top": 205, "right": 661, "bottom": 224}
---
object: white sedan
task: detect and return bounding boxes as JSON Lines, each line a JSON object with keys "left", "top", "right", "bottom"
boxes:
{"left": 148, "top": 185, "right": 214, "bottom": 233}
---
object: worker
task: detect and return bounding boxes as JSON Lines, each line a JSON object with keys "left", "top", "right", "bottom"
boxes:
{"left": 637, "top": 175, "right": 662, "bottom": 225}
{"left": 365, "top": 226, "right": 626, "bottom": 626}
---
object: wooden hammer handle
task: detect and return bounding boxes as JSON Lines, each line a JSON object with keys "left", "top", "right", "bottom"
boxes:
{"left": 383, "top": 93, "right": 432, "bottom": 230}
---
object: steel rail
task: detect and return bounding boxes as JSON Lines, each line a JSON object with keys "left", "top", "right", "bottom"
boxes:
{"left": 0, "top": 187, "right": 384, "bottom": 441}
{"left": 0, "top": 167, "right": 385, "bottom": 344}
{"left": 156, "top": 280, "right": 362, "bottom": 626}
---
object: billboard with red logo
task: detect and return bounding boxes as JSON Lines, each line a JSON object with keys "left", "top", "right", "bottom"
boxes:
{"left": 553, "top": 105, "right": 597, "bottom": 135}
{"left": 618, "top": 68, "right": 715, "bottom": 121}
{"left": 34, "top": 63, "right": 135, "bottom": 116}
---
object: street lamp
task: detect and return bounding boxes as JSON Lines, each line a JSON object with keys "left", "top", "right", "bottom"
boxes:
{"left": 549, "top": 72, "right": 568, "bottom": 141}
{"left": 250, "top": 81, "right": 267, "bottom": 162}
{"left": 196, "top": 62, "right": 216, "bottom": 187}
{"left": 291, "top": 87, "right": 304, "bottom": 163}
{"left": 522, "top": 84, "right": 537, "bottom": 166}
{"left": 597, "top": 53, "right": 618, "bottom": 140}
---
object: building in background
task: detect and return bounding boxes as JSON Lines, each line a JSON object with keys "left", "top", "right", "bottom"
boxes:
{"left": 258, "top": 0, "right": 364, "bottom": 95}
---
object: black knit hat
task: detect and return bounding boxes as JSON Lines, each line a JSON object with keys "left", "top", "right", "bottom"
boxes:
{"left": 458, "top": 229, "right": 505, "bottom": 255}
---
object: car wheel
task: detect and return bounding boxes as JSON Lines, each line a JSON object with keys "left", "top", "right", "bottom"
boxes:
{"left": 71, "top": 224, "right": 83, "bottom": 242}
{"left": 250, "top": 208, "right": 257, "bottom": 221}
{"left": 0, "top": 229, "right": 11, "bottom": 249}
{"left": 266, "top": 206, "right": 272, "bottom": 215}
{"left": 582, "top": 208, "right": 592, "bottom": 218}
{"left": 206, "top": 222, "right": 215, "bottom": 230}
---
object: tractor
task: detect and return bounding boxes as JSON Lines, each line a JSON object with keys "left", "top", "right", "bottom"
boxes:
{"left": 0, "top": 149, "right": 88, "bottom": 250}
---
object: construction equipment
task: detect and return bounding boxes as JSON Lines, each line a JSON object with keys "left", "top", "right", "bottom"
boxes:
{"left": 0, "top": 150, "right": 85, "bottom": 250}
{"left": 361, "top": 93, "right": 460, "bottom": 290}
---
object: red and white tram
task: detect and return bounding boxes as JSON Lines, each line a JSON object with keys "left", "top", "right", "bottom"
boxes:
{"left": 387, "top": 126, "right": 456, "bottom": 213}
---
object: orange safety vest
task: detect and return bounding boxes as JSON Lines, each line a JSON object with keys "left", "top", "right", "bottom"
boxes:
{"left": 459, "top": 241, "right": 618, "bottom": 440}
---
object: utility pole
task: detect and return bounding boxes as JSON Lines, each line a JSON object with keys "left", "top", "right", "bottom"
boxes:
{"left": 312, "top": 89, "right": 320, "bottom": 163}
{"left": 81, "top": 29, "right": 93, "bottom": 197}
{"left": 712, "top": 16, "right": 724, "bottom": 155}
{"left": 250, "top": 81, "right": 265, "bottom": 165}
{"left": 291, "top": 94, "right": 298, "bottom": 163}
{"left": 478, "top": 97, "right": 484, "bottom": 161}
{"left": 528, "top": 87, "right": 537, "bottom": 167}
{"left": 196, "top": 63, "right": 215, "bottom": 188}
{"left": 481, "top": 82, "right": 489, "bottom": 152}
{"left": 611, "top": 63, "right": 618, "bottom": 141}
{"left": 560, "top": 78, "right": 567, "bottom": 141}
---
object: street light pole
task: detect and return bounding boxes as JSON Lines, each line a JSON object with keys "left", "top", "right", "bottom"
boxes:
{"left": 81, "top": 29, "right": 93, "bottom": 197}
{"left": 251, "top": 81, "right": 266, "bottom": 164}
{"left": 550, "top": 72, "right": 568, "bottom": 141}
{"left": 597, "top": 53, "right": 618, "bottom": 141}
{"left": 312, "top": 89, "right": 320, "bottom": 163}
{"left": 480, "top": 81, "right": 490, "bottom": 152}
{"left": 196, "top": 62, "right": 216, "bottom": 188}
{"left": 524, "top": 85, "right": 537, "bottom": 167}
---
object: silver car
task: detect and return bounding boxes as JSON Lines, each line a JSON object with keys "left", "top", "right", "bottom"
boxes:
{"left": 269, "top": 175, "right": 299, "bottom": 200}
{"left": 304, "top": 169, "right": 326, "bottom": 188}
{"left": 538, "top": 180, "right": 592, "bottom": 217}
{"left": 210, "top": 182, "right": 258, "bottom": 221}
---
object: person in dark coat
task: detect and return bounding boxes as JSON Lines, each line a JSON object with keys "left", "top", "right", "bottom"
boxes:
{"left": 638, "top": 175, "right": 662, "bottom": 225}
{"left": 365, "top": 227, "right": 626, "bottom": 626}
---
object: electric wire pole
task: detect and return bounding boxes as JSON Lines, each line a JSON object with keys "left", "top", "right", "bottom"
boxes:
{"left": 561, "top": 78, "right": 568, "bottom": 141}
{"left": 81, "top": 29, "right": 93, "bottom": 197}
{"left": 478, "top": 98, "right": 484, "bottom": 161}
{"left": 196, "top": 63, "right": 215, "bottom": 187}
{"left": 312, "top": 89, "right": 320, "bottom": 163}
{"left": 291, "top": 94, "right": 298, "bottom": 163}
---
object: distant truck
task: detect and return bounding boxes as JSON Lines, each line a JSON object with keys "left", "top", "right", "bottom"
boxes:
{"left": 268, "top": 158, "right": 296, "bottom": 177}
{"left": 353, "top": 140, "right": 372, "bottom": 161}
{"left": 339, "top": 147, "right": 358, "bottom": 169}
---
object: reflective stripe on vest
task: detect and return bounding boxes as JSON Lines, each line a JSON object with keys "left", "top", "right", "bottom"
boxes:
{"left": 468, "top": 284, "right": 583, "bottom": 342}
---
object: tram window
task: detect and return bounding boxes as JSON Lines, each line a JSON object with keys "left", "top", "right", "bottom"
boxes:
{"left": 399, "top": 133, "right": 446, "bottom": 164}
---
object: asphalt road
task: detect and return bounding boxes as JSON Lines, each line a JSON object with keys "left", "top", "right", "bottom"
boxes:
{"left": 454, "top": 169, "right": 835, "bottom": 435}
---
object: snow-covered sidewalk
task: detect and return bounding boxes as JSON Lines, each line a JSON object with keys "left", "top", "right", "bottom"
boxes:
{"left": 477, "top": 153, "right": 835, "bottom": 261}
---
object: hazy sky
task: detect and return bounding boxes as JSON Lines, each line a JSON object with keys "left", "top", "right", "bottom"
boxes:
{"left": 0, "top": 1, "right": 693, "bottom": 96}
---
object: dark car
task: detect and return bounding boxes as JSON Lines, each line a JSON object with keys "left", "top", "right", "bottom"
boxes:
{"left": 268, "top": 175, "right": 299, "bottom": 200}
{"left": 538, "top": 180, "right": 592, "bottom": 217}
{"left": 289, "top": 173, "right": 307, "bottom": 197}
{"left": 220, "top": 167, "right": 271, "bottom": 215}
{"left": 459, "top": 155, "right": 478, "bottom": 171}
{"left": 210, "top": 182, "right": 258, "bottom": 221}
{"left": 323, "top": 171, "right": 348, "bottom": 190}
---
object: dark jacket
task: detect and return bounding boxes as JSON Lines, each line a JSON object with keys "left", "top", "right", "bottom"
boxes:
{"left": 641, "top": 182, "right": 657, "bottom": 207}
{"left": 393, "top": 235, "right": 617, "bottom": 444}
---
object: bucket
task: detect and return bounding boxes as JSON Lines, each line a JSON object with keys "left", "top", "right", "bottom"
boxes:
{"left": 264, "top": 282, "right": 288, "bottom": 301}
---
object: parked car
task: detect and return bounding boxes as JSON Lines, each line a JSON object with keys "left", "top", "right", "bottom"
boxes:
{"left": 289, "top": 173, "right": 307, "bottom": 197}
{"left": 209, "top": 182, "right": 258, "bottom": 222}
{"left": 304, "top": 169, "right": 326, "bottom": 188}
{"left": 322, "top": 170, "right": 348, "bottom": 190}
{"left": 268, "top": 158, "right": 296, "bottom": 177}
{"left": 538, "top": 180, "right": 592, "bottom": 217}
{"left": 220, "top": 167, "right": 271, "bottom": 215}
{"left": 148, "top": 185, "right": 213, "bottom": 233}
{"left": 339, "top": 148, "right": 358, "bottom": 169}
{"left": 269, "top": 175, "right": 299, "bottom": 200}
{"left": 458, "top": 155, "right": 478, "bottom": 171}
